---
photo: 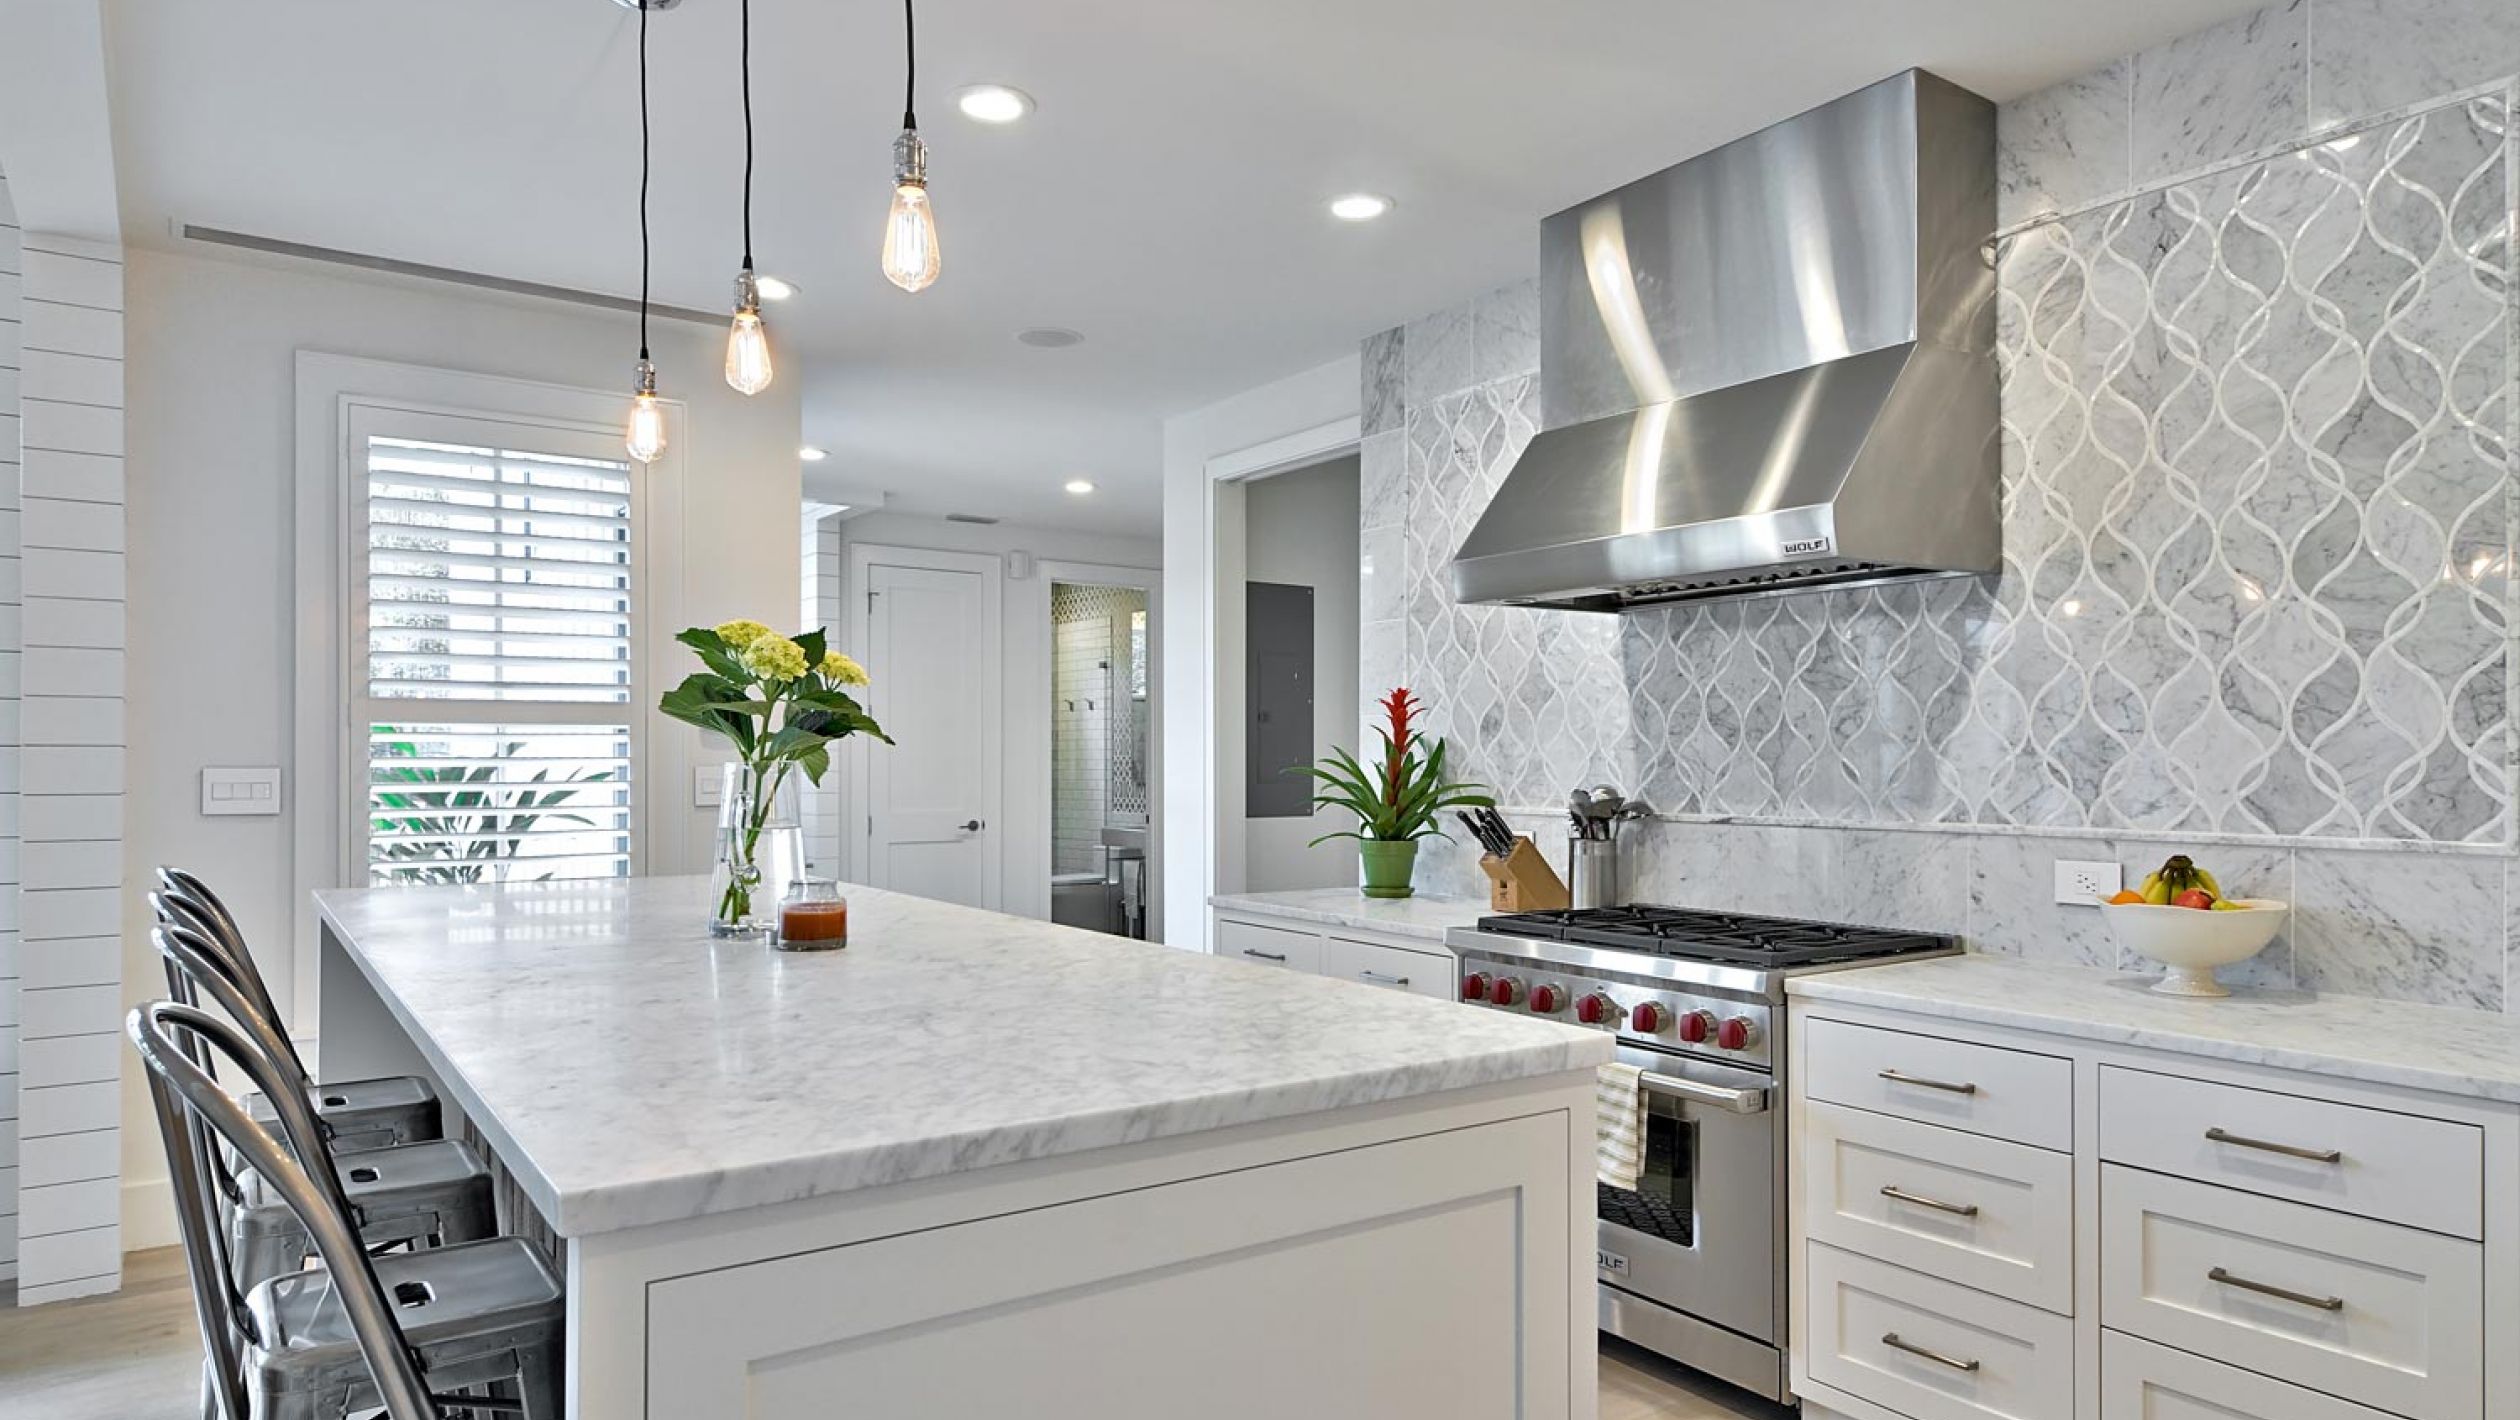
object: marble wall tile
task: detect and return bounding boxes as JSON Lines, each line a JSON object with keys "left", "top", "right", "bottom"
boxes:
{"left": 1360, "top": 326, "right": 1406, "bottom": 436}
{"left": 1359, "top": 618, "right": 1403, "bottom": 742}
{"left": 2310, "top": 0, "right": 2520, "bottom": 129}
{"left": 2291, "top": 848, "right": 2505, "bottom": 1008}
{"left": 1998, "top": 61, "right": 2132, "bottom": 227}
{"left": 1403, "top": 303, "right": 1475, "bottom": 407}
{"left": 1473, "top": 280, "right": 1541, "bottom": 380}
{"left": 1967, "top": 833, "right": 2126, "bottom": 967}
{"left": 2506, "top": 857, "right": 2520, "bottom": 1016}
{"left": 1359, "top": 429, "right": 1405, "bottom": 533}
{"left": 1359, "top": 520, "right": 1406, "bottom": 627}
{"left": 2132, "top": 0, "right": 2308, "bottom": 181}
{"left": 1831, "top": 829, "right": 1974, "bottom": 936}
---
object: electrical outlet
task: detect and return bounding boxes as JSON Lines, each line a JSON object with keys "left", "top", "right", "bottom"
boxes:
{"left": 2054, "top": 859, "right": 2122, "bottom": 906}
{"left": 694, "top": 766, "right": 724, "bottom": 809}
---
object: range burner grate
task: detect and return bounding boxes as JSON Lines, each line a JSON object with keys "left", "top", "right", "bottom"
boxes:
{"left": 1475, "top": 904, "right": 1953, "bottom": 967}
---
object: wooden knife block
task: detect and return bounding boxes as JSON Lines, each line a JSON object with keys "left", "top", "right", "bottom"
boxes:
{"left": 1480, "top": 836, "right": 1570, "bottom": 912}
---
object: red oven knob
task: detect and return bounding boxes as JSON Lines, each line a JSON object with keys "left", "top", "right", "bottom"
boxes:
{"left": 1460, "top": 972, "right": 1491, "bottom": 1002}
{"left": 1529, "top": 984, "right": 1565, "bottom": 1015}
{"left": 1488, "top": 976, "right": 1524, "bottom": 1007}
{"left": 1716, "top": 1017, "right": 1758, "bottom": 1051}
{"left": 1630, "top": 1001, "right": 1668, "bottom": 1033}
{"left": 1576, "top": 992, "right": 1621, "bottom": 1026}
{"left": 1676, "top": 1009, "right": 1715, "bottom": 1044}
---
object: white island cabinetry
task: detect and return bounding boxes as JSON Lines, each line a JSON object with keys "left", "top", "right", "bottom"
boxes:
{"left": 1209, "top": 888, "right": 1483, "bottom": 1000}
{"left": 315, "top": 878, "right": 1607, "bottom": 1420}
{"left": 1783, "top": 955, "right": 2520, "bottom": 1420}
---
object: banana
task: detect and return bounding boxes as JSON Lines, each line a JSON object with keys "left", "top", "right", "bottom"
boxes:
{"left": 2193, "top": 866, "right": 2224, "bottom": 899}
{"left": 2142, "top": 875, "right": 2173, "bottom": 905}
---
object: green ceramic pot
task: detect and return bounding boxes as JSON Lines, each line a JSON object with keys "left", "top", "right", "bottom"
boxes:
{"left": 1358, "top": 839, "right": 1420, "bottom": 899}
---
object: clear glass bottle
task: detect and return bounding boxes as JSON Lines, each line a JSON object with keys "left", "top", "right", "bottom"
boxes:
{"left": 708, "top": 763, "right": 804, "bottom": 938}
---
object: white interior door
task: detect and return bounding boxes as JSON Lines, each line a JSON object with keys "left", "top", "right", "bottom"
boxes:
{"left": 860, "top": 550, "right": 1003, "bottom": 908}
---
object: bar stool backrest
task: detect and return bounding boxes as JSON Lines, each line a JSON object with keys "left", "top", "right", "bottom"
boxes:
{"left": 130, "top": 1000, "right": 439, "bottom": 1420}
{"left": 154, "top": 869, "right": 297, "bottom": 1067}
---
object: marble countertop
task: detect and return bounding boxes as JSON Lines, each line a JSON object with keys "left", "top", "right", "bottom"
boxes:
{"left": 315, "top": 877, "right": 1606, "bottom": 1236}
{"left": 1789, "top": 954, "right": 2520, "bottom": 1103}
{"left": 1207, "top": 888, "right": 1489, "bottom": 943}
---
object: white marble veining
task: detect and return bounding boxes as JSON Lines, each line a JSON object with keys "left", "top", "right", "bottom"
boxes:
{"left": 2309, "top": 0, "right": 2520, "bottom": 129}
{"left": 1208, "top": 888, "right": 1488, "bottom": 943}
{"left": 2291, "top": 849, "right": 2505, "bottom": 1010}
{"left": 2131, "top": 0, "right": 2308, "bottom": 180}
{"left": 1360, "top": 325, "right": 1406, "bottom": 437}
{"left": 1789, "top": 953, "right": 2520, "bottom": 1103}
{"left": 316, "top": 878, "right": 1605, "bottom": 1236}
{"left": 1997, "top": 60, "right": 2130, "bottom": 228}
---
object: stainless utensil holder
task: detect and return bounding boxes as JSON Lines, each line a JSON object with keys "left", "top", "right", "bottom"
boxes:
{"left": 1567, "top": 837, "right": 1620, "bottom": 909}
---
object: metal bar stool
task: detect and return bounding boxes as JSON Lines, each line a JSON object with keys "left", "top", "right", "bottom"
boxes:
{"left": 152, "top": 921, "right": 496, "bottom": 1292}
{"left": 133, "top": 1000, "right": 564, "bottom": 1420}
{"left": 151, "top": 878, "right": 442, "bottom": 1152}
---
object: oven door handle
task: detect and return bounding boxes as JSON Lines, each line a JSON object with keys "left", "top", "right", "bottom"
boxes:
{"left": 1639, "top": 1071, "right": 1769, "bottom": 1115}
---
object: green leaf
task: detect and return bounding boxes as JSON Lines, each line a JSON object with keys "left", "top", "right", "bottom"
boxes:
{"left": 793, "top": 627, "right": 828, "bottom": 666}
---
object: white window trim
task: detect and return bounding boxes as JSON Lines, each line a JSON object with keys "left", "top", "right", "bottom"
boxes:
{"left": 292, "top": 353, "right": 688, "bottom": 1032}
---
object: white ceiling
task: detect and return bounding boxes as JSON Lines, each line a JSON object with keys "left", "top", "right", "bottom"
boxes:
{"left": 100, "top": 0, "right": 2263, "bottom": 535}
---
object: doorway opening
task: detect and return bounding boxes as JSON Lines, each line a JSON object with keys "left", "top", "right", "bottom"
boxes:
{"left": 1050, "top": 580, "right": 1152, "bottom": 937}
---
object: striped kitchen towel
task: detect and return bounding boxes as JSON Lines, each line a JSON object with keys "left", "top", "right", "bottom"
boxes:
{"left": 1595, "top": 1062, "right": 1644, "bottom": 1191}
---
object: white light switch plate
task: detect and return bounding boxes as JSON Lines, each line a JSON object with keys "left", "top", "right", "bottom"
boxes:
{"left": 202, "top": 766, "right": 283, "bottom": 816}
{"left": 2054, "top": 858, "right": 2121, "bottom": 905}
{"left": 694, "top": 766, "right": 724, "bottom": 808}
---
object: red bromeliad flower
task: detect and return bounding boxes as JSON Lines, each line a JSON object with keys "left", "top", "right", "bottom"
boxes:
{"left": 1377, "top": 687, "right": 1421, "bottom": 810}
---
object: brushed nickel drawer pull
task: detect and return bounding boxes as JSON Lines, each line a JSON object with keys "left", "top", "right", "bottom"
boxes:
{"left": 2205, "top": 1127, "right": 2342, "bottom": 1164}
{"left": 1880, "top": 1185, "right": 1980, "bottom": 1217}
{"left": 2209, "top": 1266, "right": 2344, "bottom": 1311}
{"left": 1358, "top": 969, "right": 1411, "bottom": 987}
{"left": 1881, "top": 1332, "right": 1981, "bottom": 1372}
{"left": 1241, "top": 949, "right": 1288, "bottom": 962}
{"left": 1878, "top": 1069, "right": 1977, "bottom": 1096}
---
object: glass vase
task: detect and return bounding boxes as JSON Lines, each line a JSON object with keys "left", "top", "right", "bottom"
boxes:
{"left": 709, "top": 763, "right": 805, "bottom": 938}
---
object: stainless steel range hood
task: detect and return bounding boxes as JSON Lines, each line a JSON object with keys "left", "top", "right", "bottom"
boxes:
{"left": 1451, "top": 70, "right": 1999, "bottom": 612}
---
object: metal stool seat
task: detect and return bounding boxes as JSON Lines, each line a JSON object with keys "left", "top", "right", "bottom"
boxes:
{"left": 244, "top": 1237, "right": 562, "bottom": 1419}
{"left": 245, "top": 1075, "right": 440, "bottom": 1155}
{"left": 132, "top": 999, "right": 565, "bottom": 1420}
{"left": 231, "top": 1136, "right": 495, "bottom": 1292}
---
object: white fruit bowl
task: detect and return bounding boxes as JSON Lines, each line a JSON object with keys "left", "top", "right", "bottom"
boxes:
{"left": 2100, "top": 899, "right": 2289, "bottom": 998}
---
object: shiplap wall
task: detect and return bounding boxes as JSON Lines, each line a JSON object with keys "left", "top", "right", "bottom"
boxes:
{"left": 801, "top": 512, "right": 842, "bottom": 875}
{"left": 10, "top": 223, "right": 123, "bottom": 1306}
{"left": 0, "top": 170, "right": 22, "bottom": 1284}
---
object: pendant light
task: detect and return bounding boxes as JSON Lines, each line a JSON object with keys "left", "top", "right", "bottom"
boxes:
{"left": 881, "top": 0, "right": 942, "bottom": 293}
{"left": 625, "top": 0, "right": 669, "bottom": 462}
{"left": 723, "top": 0, "right": 774, "bottom": 394}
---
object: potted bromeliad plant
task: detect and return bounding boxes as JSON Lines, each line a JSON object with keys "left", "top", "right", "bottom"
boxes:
{"left": 662, "top": 620, "right": 892, "bottom": 937}
{"left": 1302, "top": 687, "right": 1493, "bottom": 899}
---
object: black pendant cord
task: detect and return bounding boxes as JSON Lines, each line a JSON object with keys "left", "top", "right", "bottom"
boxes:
{"left": 638, "top": 0, "right": 652, "bottom": 363}
{"left": 740, "top": 0, "right": 754, "bottom": 270}
{"left": 901, "top": 0, "right": 917, "bottom": 131}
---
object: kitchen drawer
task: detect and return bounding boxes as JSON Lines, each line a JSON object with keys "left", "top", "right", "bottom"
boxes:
{"left": 1807, "top": 1242, "right": 2074, "bottom": 1420}
{"left": 1323, "top": 935, "right": 1452, "bottom": 1000}
{"left": 1805, "top": 1100, "right": 2074, "bottom": 1314}
{"left": 2100, "top": 1164, "right": 2481, "bottom": 1420}
{"left": 1803, "top": 1017, "right": 2073, "bottom": 1151}
{"left": 1214, "top": 918, "right": 1323, "bottom": 974}
{"left": 2100, "top": 1065, "right": 2482, "bottom": 1239}
{"left": 2101, "top": 1329, "right": 2398, "bottom": 1420}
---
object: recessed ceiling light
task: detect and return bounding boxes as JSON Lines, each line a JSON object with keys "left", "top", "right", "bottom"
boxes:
{"left": 1064, "top": 479, "right": 1096, "bottom": 495}
{"left": 799, "top": 446, "right": 829, "bottom": 462}
{"left": 1017, "top": 327, "right": 1084, "bottom": 348}
{"left": 956, "top": 84, "right": 1035, "bottom": 124}
{"left": 1328, "top": 193, "right": 1393, "bottom": 222}
{"left": 754, "top": 274, "right": 799, "bottom": 301}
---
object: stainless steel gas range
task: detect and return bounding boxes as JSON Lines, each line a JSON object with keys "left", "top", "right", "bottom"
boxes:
{"left": 1446, "top": 906, "right": 1959, "bottom": 1403}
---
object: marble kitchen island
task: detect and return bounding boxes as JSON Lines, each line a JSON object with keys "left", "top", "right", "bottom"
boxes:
{"left": 312, "top": 876, "right": 1609, "bottom": 1419}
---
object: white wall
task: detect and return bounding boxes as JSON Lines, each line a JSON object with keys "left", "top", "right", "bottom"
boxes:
{"left": 824, "top": 511, "right": 1158, "bottom": 926}
{"left": 1241, "top": 455, "right": 1359, "bottom": 892}
{"left": 117, "top": 246, "right": 801, "bottom": 1248}
{"left": 1157, "top": 354, "right": 1358, "bottom": 950}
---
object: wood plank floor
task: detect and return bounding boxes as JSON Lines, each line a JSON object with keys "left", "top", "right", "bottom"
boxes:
{"left": 0, "top": 1249, "right": 1789, "bottom": 1419}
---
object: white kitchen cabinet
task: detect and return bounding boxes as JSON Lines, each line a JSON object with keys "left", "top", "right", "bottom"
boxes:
{"left": 1210, "top": 906, "right": 1464, "bottom": 1002}
{"left": 1787, "top": 985, "right": 2517, "bottom": 1420}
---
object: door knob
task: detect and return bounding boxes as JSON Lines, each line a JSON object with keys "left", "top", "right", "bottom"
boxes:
{"left": 959, "top": 819, "right": 985, "bottom": 832}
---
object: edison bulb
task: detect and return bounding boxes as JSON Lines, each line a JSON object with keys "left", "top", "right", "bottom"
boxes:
{"left": 725, "top": 308, "right": 772, "bottom": 394}
{"left": 625, "top": 359, "right": 668, "bottom": 462}
{"left": 882, "top": 181, "right": 941, "bottom": 292}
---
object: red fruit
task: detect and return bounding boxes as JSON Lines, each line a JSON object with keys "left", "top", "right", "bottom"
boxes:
{"left": 2173, "top": 888, "right": 2214, "bottom": 910}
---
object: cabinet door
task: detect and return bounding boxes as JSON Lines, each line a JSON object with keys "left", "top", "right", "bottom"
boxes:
{"left": 1805, "top": 1100, "right": 2074, "bottom": 1314}
{"left": 1803, "top": 1017, "right": 2073, "bottom": 1152}
{"left": 1214, "top": 917, "right": 1324, "bottom": 973}
{"left": 647, "top": 1112, "right": 1579, "bottom": 1420}
{"left": 2102, "top": 1329, "right": 2399, "bottom": 1420}
{"left": 1324, "top": 935, "right": 1454, "bottom": 1000}
{"left": 1806, "top": 1242, "right": 2074, "bottom": 1420}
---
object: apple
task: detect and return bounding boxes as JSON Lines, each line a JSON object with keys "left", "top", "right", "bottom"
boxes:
{"left": 2173, "top": 888, "right": 2214, "bottom": 910}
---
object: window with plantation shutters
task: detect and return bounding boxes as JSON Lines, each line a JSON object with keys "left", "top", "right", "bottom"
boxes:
{"left": 350, "top": 418, "right": 643, "bottom": 885}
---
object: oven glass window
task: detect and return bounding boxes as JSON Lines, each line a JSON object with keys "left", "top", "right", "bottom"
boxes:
{"left": 1598, "top": 1097, "right": 1693, "bottom": 1247}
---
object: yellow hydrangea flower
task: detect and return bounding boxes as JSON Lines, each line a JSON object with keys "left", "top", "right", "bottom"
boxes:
{"left": 715, "top": 619, "right": 774, "bottom": 649}
{"left": 820, "top": 650, "right": 871, "bottom": 686}
{"left": 740, "top": 634, "right": 809, "bottom": 681}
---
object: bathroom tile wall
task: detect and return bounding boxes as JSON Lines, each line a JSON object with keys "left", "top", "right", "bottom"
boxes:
{"left": 1365, "top": 0, "right": 2520, "bottom": 1012}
